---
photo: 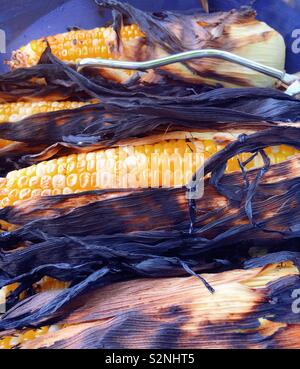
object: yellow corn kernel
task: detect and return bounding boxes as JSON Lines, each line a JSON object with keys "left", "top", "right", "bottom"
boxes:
{"left": 0, "top": 101, "right": 90, "bottom": 148}
{"left": 0, "top": 101, "right": 88, "bottom": 124}
{"left": 0, "top": 139, "right": 297, "bottom": 207}
{"left": 12, "top": 25, "right": 145, "bottom": 68}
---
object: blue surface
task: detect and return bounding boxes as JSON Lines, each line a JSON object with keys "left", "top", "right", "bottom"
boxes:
{"left": 0, "top": 0, "right": 299, "bottom": 73}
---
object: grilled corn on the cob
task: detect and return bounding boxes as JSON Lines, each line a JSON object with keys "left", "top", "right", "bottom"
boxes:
{"left": 8, "top": 11, "right": 286, "bottom": 88}
{"left": 0, "top": 101, "right": 90, "bottom": 148}
{"left": 0, "top": 1, "right": 297, "bottom": 352}
{"left": 0, "top": 101, "right": 89, "bottom": 123}
{"left": 0, "top": 261, "right": 298, "bottom": 349}
{"left": 0, "top": 138, "right": 298, "bottom": 207}
{"left": 9, "top": 25, "right": 144, "bottom": 68}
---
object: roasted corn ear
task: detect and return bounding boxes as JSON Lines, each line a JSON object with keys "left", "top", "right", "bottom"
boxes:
{"left": 8, "top": 3, "right": 286, "bottom": 88}
{"left": 9, "top": 25, "right": 144, "bottom": 69}
{"left": 1, "top": 260, "right": 300, "bottom": 349}
{"left": 0, "top": 127, "right": 300, "bottom": 337}
{"left": 0, "top": 101, "right": 89, "bottom": 123}
{"left": 0, "top": 1, "right": 299, "bottom": 350}
{"left": 0, "top": 101, "right": 89, "bottom": 149}
{"left": 0, "top": 137, "right": 298, "bottom": 207}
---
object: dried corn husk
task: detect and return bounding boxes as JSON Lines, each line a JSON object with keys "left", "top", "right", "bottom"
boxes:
{"left": 0, "top": 127, "right": 300, "bottom": 330}
{"left": 1, "top": 257, "right": 300, "bottom": 348}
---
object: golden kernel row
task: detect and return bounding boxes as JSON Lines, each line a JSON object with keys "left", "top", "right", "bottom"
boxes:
{"left": 22, "top": 25, "right": 145, "bottom": 66}
{"left": 0, "top": 139, "right": 298, "bottom": 208}
{"left": 0, "top": 101, "right": 88, "bottom": 123}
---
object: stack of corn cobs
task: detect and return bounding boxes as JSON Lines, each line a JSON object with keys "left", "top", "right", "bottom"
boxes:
{"left": 0, "top": 0, "right": 300, "bottom": 349}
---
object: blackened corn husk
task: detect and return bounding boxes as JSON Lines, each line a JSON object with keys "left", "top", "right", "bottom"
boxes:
{"left": 1, "top": 87, "right": 299, "bottom": 151}
{"left": 0, "top": 127, "right": 300, "bottom": 330}
{"left": 1, "top": 257, "right": 300, "bottom": 348}
{"left": 1, "top": 48, "right": 299, "bottom": 176}
{"left": 0, "top": 63, "right": 299, "bottom": 173}
{"left": 0, "top": 59, "right": 215, "bottom": 104}
{"left": 9, "top": 0, "right": 285, "bottom": 88}
{"left": 94, "top": 0, "right": 285, "bottom": 87}
{"left": 0, "top": 63, "right": 97, "bottom": 104}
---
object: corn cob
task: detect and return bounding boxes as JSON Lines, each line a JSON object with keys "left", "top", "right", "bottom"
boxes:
{"left": 0, "top": 101, "right": 89, "bottom": 148}
{"left": 0, "top": 101, "right": 89, "bottom": 123}
{"left": 8, "top": 11, "right": 286, "bottom": 88}
{"left": 0, "top": 138, "right": 298, "bottom": 208}
{"left": 9, "top": 25, "right": 144, "bottom": 69}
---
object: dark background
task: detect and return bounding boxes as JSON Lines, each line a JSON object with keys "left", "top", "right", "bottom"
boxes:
{"left": 0, "top": 0, "right": 299, "bottom": 73}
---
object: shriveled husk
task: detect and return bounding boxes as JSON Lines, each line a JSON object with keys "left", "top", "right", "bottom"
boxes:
{"left": 1, "top": 257, "right": 300, "bottom": 348}
{"left": 0, "top": 53, "right": 299, "bottom": 174}
{"left": 0, "top": 2, "right": 298, "bottom": 345}
{"left": 0, "top": 126, "right": 299, "bottom": 330}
